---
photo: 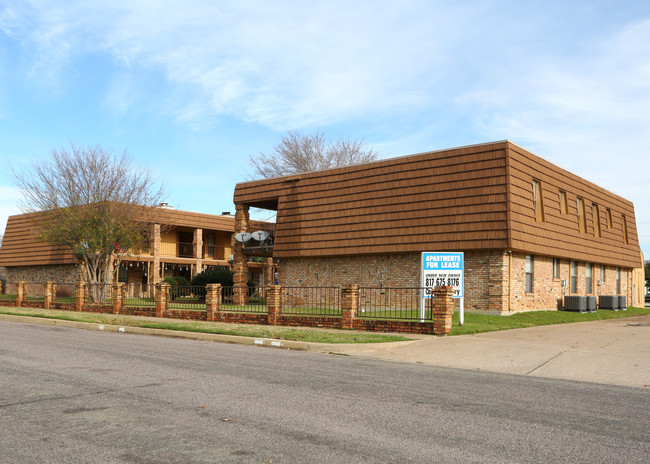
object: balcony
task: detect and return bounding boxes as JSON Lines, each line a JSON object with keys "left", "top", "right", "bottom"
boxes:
{"left": 178, "top": 242, "right": 194, "bottom": 258}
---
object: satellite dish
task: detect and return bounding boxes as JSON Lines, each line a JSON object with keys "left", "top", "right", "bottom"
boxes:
{"left": 251, "top": 230, "right": 270, "bottom": 241}
{"left": 234, "top": 232, "right": 253, "bottom": 242}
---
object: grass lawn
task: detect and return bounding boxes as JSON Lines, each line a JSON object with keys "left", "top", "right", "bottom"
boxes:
{"left": 0, "top": 307, "right": 411, "bottom": 344}
{"left": 450, "top": 306, "right": 650, "bottom": 336}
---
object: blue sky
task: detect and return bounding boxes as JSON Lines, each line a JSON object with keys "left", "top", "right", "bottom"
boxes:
{"left": 1, "top": 0, "right": 649, "bottom": 259}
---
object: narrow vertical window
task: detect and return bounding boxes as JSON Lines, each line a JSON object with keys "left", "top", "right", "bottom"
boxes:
{"left": 607, "top": 208, "right": 613, "bottom": 228}
{"left": 553, "top": 258, "right": 560, "bottom": 279}
{"left": 592, "top": 204, "right": 600, "bottom": 238}
{"left": 525, "top": 255, "right": 534, "bottom": 293}
{"left": 559, "top": 190, "right": 568, "bottom": 214}
{"left": 586, "top": 263, "right": 592, "bottom": 294}
{"left": 570, "top": 261, "right": 577, "bottom": 294}
{"left": 616, "top": 268, "right": 621, "bottom": 294}
{"left": 622, "top": 214, "right": 629, "bottom": 244}
{"left": 533, "top": 180, "right": 544, "bottom": 222}
{"left": 576, "top": 198, "right": 586, "bottom": 233}
{"left": 600, "top": 264, "right": 605, "bottom": 283}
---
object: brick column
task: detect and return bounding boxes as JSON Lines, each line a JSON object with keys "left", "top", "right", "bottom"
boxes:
{"left": 341, "top": 285, "right": 359, "bottom": 330}
{"left": 75, "top": 281, "right": 86, "bottom": 311}
{"left": 264, "top": 257, "right": 274, "bottom": 290}
{"left": 152, "top": 224, "right": 161, "bottom": 283}
{"left": 43, "top": 281, "right": 54, "bottom": 309}
{"left": 433, "top": 286, "right": 455, "bottom": 335}
{"left": 156, "top": 282, "right": 170, "bottom": 318}
{"left": 266, "top": 285, "right": 282, "bottom": 326}
{"left": 206, "top": 283, "right": 222, "bottom": 322}
{"left": 16, "top": 281, "right": 26, "bottom": 307}
{"left": 233, "top": 204, "right": 250, "bottom": 305}
{"left": 193, "top": 228, "right": 203, "bottom": 278}
{"left": 112, "top": 282, "right": 125, "bottom": 314}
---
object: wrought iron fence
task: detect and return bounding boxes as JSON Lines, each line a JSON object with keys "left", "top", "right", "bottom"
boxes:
{"left": 24, "top": 282, "right": 45, "bottom": 302}
{"left": 221, "top": 286, "right": 267, "bottom": 313}
{"left": 282, "top": 287, "right": 341, "bottom": 316}
{"left": 358, "top": 287, "right": 432, "bottom": 321}
{"left": 124, "top": 283, "right": 156, "bottom": 307}
{"left": 167, "top": 285, "right": 207, "bottom": 310}
{"left": 86, "top": 284, "right": 112, "bottom": 305}
{"left": 54, "top": 283, "right": 76, "bottom": 304}
{"left": 0, "top": 281, "right": 16, "bottom": 299}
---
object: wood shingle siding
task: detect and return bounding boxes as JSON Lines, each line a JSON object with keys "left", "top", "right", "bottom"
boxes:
{"left": 234, "top": 141, "right": 642, "bottom": 269}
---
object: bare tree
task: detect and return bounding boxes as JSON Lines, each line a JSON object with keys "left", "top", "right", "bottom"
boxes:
{"left": 12, "top": 144, "right": 165, "bottom": 297}
{"left": 249, "top": 130, "right": 379, "bottom": 179}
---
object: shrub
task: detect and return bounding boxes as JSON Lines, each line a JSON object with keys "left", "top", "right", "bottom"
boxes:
{"left": 191, "top": 267, "right": 234, "bottom": 287}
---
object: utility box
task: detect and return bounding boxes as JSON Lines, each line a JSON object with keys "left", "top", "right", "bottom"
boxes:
{"left": 599, "top": 295, "right": 618, "bottom": 310}
{"left": 564, "top": 296, "right": 587, "bottom": 312}
{"left": 618, "top": 295, "right": 627, "bottom": 310}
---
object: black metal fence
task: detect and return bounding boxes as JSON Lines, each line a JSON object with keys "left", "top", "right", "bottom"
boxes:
{"left": 86, "top": 284, "right": 111, "bottom": 305}
{"left": 221, "top": 286, "right": 267, "bottom": 313}
{"left": 54, "top": 283, "right": 76, "bottom": 304}
{"left": 167, "top": 285, "right": 206, "bottom": 310}
{"left": 0, "top": 281, "right": 16, "bottom": 299}
{"left": 358, "top": 287, "right": 431, "bottom": 321}
{"left": 124, "top": 283, "right": 156, "bottom": 307}
{"left": 281, "top": 287, "right": 341, "bottom": 316}
{"left": 24, "top": 282, "right": 45, "bottom": 302}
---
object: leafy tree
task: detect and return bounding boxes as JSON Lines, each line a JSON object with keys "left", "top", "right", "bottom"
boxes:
{"left": 249, "top": 130, "right": 378, "bottom": 179}
{"left": 12, "top": 144, "right": 165, "bottom": 298}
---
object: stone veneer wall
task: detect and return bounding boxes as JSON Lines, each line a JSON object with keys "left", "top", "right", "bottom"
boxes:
{"left": 277, "top": 251, "right": 634, "bottom": 314}
{"left": 5, "top": 264, "right": 82, "bottom": 284}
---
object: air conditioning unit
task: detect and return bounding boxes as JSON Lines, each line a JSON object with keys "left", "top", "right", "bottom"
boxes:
{"left": 564, "top": 296, "right": 587, "bottom": 312}
{"left": 599, "top": 295, "right": 618, "bottom": 311}
{"left": 586, "top": 296, "right": 596, "bottom": 312}
{"left": 618, "top": 295, "right": 627, "bottom": 310}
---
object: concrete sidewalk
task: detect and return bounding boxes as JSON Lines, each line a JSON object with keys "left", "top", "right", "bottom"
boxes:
{"left": 312, "top": 315, "right": 650, "bottom": 389}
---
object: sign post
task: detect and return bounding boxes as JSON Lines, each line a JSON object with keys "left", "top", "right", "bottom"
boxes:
{"left": 421, "top": 252, "right": 464, "bottom": 325}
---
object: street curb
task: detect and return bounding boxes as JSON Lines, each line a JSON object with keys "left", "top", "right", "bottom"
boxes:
{"left": 0, "top": 314, "right": 311, "bottom": 351}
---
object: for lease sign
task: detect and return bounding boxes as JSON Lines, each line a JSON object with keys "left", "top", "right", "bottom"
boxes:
{"left": 421, "top": 252, "right": 464, "bottom": 298}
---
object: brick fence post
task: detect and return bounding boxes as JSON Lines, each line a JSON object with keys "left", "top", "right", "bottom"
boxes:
{"left": 156, "top": 282, "right": 170, "bottom": 318}
{"left": 16, "top": 281, "right": 26, "bottom": 307}
{"left": 266, "top": 285, "right": 282, "bottom": 326}
{"left": 206, "top": 283, "right": 222, "bottom": 322}
{"left": 433, "top": 286, "right": 455, "bottom": 335}
{"left": 341, "top": 285, "right": 359, "bottom": 330}
{"left": 75, "top": 281, "right": 86, "bottom": 311}
{"left": 112, "top": 282, "right": 125, "bottom": 314}
{"left": 43, "top": 281, "right": 54, "bottom": 309}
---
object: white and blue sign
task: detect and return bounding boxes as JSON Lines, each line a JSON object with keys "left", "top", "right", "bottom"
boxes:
{"left": 421, "top": 252, "right": 464, "bottom": 298}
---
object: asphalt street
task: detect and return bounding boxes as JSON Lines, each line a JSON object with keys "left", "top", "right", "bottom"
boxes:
{"left": 1, "top": 321, "right": 649, "bottom": 463}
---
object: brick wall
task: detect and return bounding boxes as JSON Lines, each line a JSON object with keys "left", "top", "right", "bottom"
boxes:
{"left": 278, "top": 251, "right": 635, "bottom": 314}
{"left": 5, "top": 264, "right": 81, "bottom": 284}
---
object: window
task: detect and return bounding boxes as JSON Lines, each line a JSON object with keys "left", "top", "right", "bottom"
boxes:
{"left": 559, "top": 190, "right": 568, "bottom": 214}
{"left": 600, "top": 264, "right": 605, "bottom": 283}
{"left": 525, "top": 255, "right": 534, "bottom": 293}
{"left": 616, "top": 268, "right": 621, "bottom": 294}
{"left": 206, "top": 234, "right": 216, "bottom": 258}
{"left": 553, "top": 258, "right": 560, "bottom": 279}
{"left": 570, "top": 261, "right": 578, "bottom": 294}
{"left": 622, "top": 214, "right": 629, "bottom": 244}
{"left": 118, "top": 265, "right": 129, "bottom": 283}
{"left": 533, "top": 180, "right": 544, "bottom": 222}
{"left": 576, "top": 197, "right": 586, "bottom": 233}
{"left": 592, "top": 204, "right": 601, "bottom": 238}
{"left": 586, "top": 263, "right": 592, "bottom": 294}
{"left": 607, "top": 208, "right": 613, "bottom": 228}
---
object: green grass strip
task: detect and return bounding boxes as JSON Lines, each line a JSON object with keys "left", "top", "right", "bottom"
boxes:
{"left": 449, "top": 306, "right": 650, "bottom": 336}
{"left": 0, "top": 307, "right": 411, "bottom": 344}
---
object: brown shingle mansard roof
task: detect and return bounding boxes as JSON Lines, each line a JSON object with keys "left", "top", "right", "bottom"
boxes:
{"left": 0, "top": 208, "right": 241, "bottom": 267}
{"left": 234, "top": 140, "right": 642, "bottom": 268}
